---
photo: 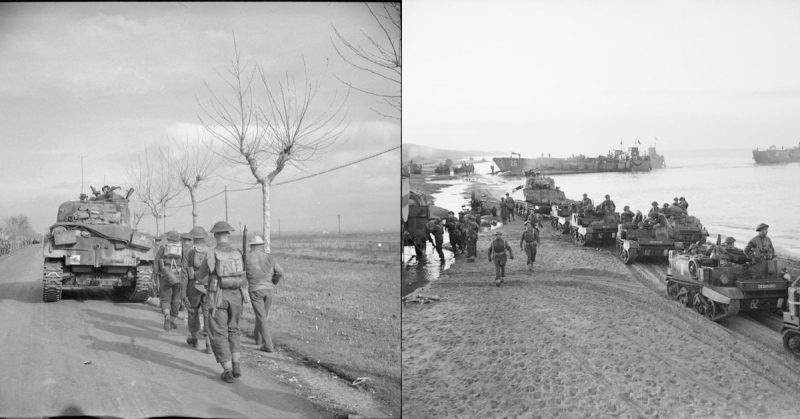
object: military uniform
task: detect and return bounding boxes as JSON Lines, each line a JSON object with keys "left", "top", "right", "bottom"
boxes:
{"left": 155, "top": 231, "right": 185, "bottom": 331}
{"left": 185, "top": 226, "right": 211, "bottom": 350}
{"left": 488, "top": 232, "right": 513, "bottom": 285}
{"left": 505, "top": 195, "right": 516, "bottom": 221}
{"left": 427, "top": 220, "right": 445, "bottom": 263}
{"left": 745, "top": 224, "right": 775, "bottom": 262}
{"left": 444, "top": 214, "right": 462, "bottom": 254}
{"left": 199, "top": 221, "right": 250, "bottom": 383}
{"left": 601, "top": 197, "right": 616, "bottom": 215}
{"left": 246, "top": 236, "right": 284, "bottom": 352}
{"left": 621, "top": 208, "right": 635, "bottom": 224}
{"left": 519, "top": 226, "right": 540, "bottom": 271}
{"left": 464, "top": 217, "right": 479, "bottom": 262}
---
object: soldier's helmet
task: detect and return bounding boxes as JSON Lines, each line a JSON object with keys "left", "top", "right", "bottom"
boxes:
{"left": 210, "top": 221, "right": 235, "bottom": 234}
{"left": 165, "top": 230, "right": 181, "bottom": 242}
{"left": 756, "top": 223, "right": 769, "bottom": 232}
{"left": 249, "top": 235, "right": 265, "bottom": 245}
{"left": 181, "top": 233, "right": 192, "bottom": 241}
{"left": 724, "top": 236, "right": 736, "bottom": 244}
{"left": 189, "top": 226, "right": 209, "bottom": 239}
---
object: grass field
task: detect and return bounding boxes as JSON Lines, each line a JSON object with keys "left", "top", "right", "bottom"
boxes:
{"left": 236, "top": 232, "right": 400, "bottom": 416}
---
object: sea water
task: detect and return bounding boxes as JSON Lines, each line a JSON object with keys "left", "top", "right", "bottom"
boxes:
{"left": 457, "top": 148, "right": 800, "bottom": 258}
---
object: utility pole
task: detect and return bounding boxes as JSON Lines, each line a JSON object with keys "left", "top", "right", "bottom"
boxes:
{"left": 338, "top": 214, "right": 341, "bottom": 236}
{"left": 225, "top": 185, "right": 228, "bottom": 222}
{"left": 278, "top": 219, "right": 281, "bottom": 238}
{"left": 80, "top": 155, "right": 87, "bottom": 195}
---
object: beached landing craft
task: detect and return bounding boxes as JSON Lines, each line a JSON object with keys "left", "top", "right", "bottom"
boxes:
{"left": 493, "top": 146, "right": 654, "bottom": 175}
{"left": 665, "top": 244, "right": 790, "bottom": 321}
{"left": 752, "top": 142, "right": 800, "bottom": 164}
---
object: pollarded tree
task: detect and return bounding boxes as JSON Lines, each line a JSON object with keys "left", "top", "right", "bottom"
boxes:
{"left": 127, "top": 145, "right": 183, "bottom": 236}
{"left": 198, "top": 41, "right": 347, "bottom": 252}
{"left": 331, "top": 2, "right": 401, "bottom": 119}
{"left": 170, "top": 136, "right": 218, "bottom": 227}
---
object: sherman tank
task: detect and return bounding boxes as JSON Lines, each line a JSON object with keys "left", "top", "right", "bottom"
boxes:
{"left": 616, "top": 213, "right": 708, "bottom": 264}
{"left": 41, "top": 186, "right": 156, "bottom": 302}
{"left": 665, "top": 244, "right": 790, "bottom": 321}
{"left": 522, "top": 171, "right": 567, "bottom": 216}
{"left": 569, "top": 207, "right": 619, "bottom": 246}
{"left": 782, "top": 279, "right": 800, "bottom": 361}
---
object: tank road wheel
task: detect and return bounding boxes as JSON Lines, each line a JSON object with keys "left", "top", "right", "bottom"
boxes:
{"left": 576, "top": 233, "right": 588, "bottom": 246}
{"left": 783, "top": 330, "right": 800, "bottom": 361}
{"left": 688, "top": 260, "right": 699, "bottom": 279}
{"left": 127, "top": 264, "right": 153, "bottom": 303}
{"left": 619, "top": 247, "right": 636, "bottom": 265}
{"left": 676, "top": 286, "right": 691, "bottom": 307}
{"left": 666, "top": 281, "right": 679, "bottom": 300}
{"left": 42, "top": 260, "right": 63, "bottom": 302}
{"left": 692, "top": 293, "right": 716, "bottom": 319}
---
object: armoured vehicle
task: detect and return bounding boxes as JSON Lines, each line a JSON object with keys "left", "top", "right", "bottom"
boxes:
{"left": 549, "top": 201, "right": 578, "bottom": 234}
{"left": 616, "top": 214, "right": 708, "bottom": 264}
{"left": 783, "top": 280, "right": 800, "bottom": 361}
{"left": 407, "top": 160, "right": 422, "bottom": 175}
{"left": 521, "top": 171, "right": 567, "bottom": 216}
{"left": 434, "top": 162, "right": 450, "bottom": 175}
{"left": 569, "top": 208, "right": 619, "bottom": 246}
{"left": 41, "top": 186, "right": 156, "bottom": 302}
{"left": 665, "top": 243, "right": 790, "bottom": 321}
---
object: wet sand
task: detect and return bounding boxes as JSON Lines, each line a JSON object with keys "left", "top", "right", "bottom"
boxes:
{"left": 402, "top": 172, "right": 800, "bottom": 418}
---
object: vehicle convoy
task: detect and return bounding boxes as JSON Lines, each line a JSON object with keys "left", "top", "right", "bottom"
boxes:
{"left": 41, "top": 186, "right": 157, "bottom": 302}
{"left": 783, "top": 279, "right": 800, "bottom": 360}
{"left": 616, "top": 214, "right": 708, "bottom": 264}
{"left": 665, "top": 241, "right": 790, "bottom": 321}
{"left": 569, "top": 207, "right": 619, "bottom": 246}
{"left": 521, "top": 171, "right": 567, "bottom": 216}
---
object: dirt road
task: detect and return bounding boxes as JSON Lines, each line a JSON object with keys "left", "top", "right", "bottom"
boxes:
{"left": 0, "top": 246, "right": 330, "bottom": 418}
{"left": 403, "top": 216, "right": 800, "bottom": 418}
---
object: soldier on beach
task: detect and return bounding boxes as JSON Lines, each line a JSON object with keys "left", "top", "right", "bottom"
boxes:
{"left": 488, "top": 230, "right": 513, "bottom": 286}
{"left": 744, "top": 223, "right": 775, "bottom": 262}
{"left": 505, "top": 193, "right": 516, "bottom": 221}
{"left": 519, "top": 222, "right": 540, "bottom": 272}
{"left": 621, "top": 205, "right": 635, "bottom": 225}
{"left": 648, "top": 201, "right": 660, "bottom": 219}
{"left": 427, "top": 218, "right": 446, "bottom": 264}
{"left": 465, "top": 215, "right": 479, "bottom": 262}
{"left": 500, "top": 197, "right": 509, "bottom": 223}
{"left": 581, "top": 193, "right": 593, "bottom": 209}
{"left": 679, "top": 197, "right": 689, "bottom": 211}
{"left": 601, "top": 194, "right": 616, "bottom": 215}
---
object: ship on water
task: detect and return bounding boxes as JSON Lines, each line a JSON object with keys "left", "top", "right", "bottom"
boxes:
{"left": 493, "top": 146, "right": 655, "bottom": 175}
{"left": 752, "top": 142, "right": 800, "bottom": 164}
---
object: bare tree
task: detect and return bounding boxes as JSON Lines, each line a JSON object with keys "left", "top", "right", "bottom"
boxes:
{"left": 331, "top": 2, "right": 401, "bottom": 119}
{"left": 170, "top": 136, "right": 218, "bottom": 227}
{"left": 127, "top": 146, "right": 183, "bottom": 236}
{"left": 198, "top": 41, "right": 347, "bottom": 252}
{"left": 130, "top": 202, "right": 147, "bottom": 230}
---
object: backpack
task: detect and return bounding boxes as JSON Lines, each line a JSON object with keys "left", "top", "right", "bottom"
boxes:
{"left": 192, "top": 245, "right": 210, "bottom": 269}
{"left": 214, "top": 248, "right": 244, "bottom": 289}
{"left": 492, "top": 238, "right": 507, "bottom": 255}
{"left": 160, "top": 242, "right": 183, "bottom": 285}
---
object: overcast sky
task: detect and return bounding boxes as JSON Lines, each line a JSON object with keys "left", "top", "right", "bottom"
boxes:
{"left": 0, "top": 3, "right": 399, "bottom": 236}
{"left": 404, "top": 0, "right": 800, "bottom": 156}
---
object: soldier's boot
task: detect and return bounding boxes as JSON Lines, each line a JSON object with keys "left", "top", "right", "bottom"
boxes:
{"left": 163, "top": 316, "right": 171, "bottom": 331}
{"left": 186, "top": 334, "right": 198, "bottom": 348}
{"left": 221, "top": 370, "right": 235, "bottom": 383}
{"left": 495, "top": 278, "right": 501, "bottom": 287}
{"left": 232, "top": 362, "right": 242, "bottom": 378}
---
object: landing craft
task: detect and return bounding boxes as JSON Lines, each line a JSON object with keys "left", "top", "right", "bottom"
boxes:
{"left": 752, "top": 142, "right": 800, "bottom": 164}
{"left": 493, "top": 145, "right": 655, "bottom": 175}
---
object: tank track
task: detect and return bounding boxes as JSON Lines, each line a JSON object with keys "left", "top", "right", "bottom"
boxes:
{"left": 129, "top": 264, "right": 154, "bottom": 303}
{"left": 42, "top": 261, "right": 63, "bottom": 303}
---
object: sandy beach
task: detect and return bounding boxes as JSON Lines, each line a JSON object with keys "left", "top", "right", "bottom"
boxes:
{"left": 402, "top": 172, "right": 800, "bottom": 418}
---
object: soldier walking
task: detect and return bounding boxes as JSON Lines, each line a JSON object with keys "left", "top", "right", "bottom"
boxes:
{"left": 505, "top": 193, "right": 516, "bottom": 221}
{"left": 155, "top": 231, "right": 185, "bottom": 331}
{"left": 427, "top": 218, "right": 446, "bottom": 264}
{"left": 197, "top": 221, "right": 250, "bottom": 383}
{"left": 745, "top": 223, "right": 775, "bottom": 262}
{"left": 465, "top": 215, "right": 479, "bottom": 262}
{"left": 488, "top": 230, "right": 513, "bottom": 286}
{"left": 245, "top": 235, "right": 283, "bottom": 352}
{"left": 519, "top": 222, "right": 540, "bottom": 272}
{"left": 185, "top": 226, "right": 211, "bottom": 351}
{"left": 444, "top": 211, "right": 462, "bottom": 255}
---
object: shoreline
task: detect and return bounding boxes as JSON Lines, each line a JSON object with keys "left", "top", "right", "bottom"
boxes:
{"left": 403, "top": 171, "right": 800, "bottom": 418}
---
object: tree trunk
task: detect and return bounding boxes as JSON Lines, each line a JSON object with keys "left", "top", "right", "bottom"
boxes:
{"left": 261, "top": 181, "right": 271, "bottom": 253}
{"left": 189, "top": 186, "right": 198, "bottom": 227}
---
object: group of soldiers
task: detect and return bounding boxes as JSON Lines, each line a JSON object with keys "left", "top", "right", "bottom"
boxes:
{"left": 153, "top": 220, "right": 283, "bottom": 383}
{"left": 694, "top": 222, "right": 776, "bottom": 265}
{"left": 0, "top": 238, "right": 37, "bottom": 256}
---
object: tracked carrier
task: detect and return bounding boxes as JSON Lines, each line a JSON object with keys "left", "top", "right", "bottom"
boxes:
{"left": 617, "top": 215, "right": 708, "bottom": 264}
{"left": 550, "top": 202, "right": 578, "bottom": 234}
{"left": 666, "top": 247, "right": 789, "bottom": 321}
{"left": 569, "top": 209, "right": 619, "bottom": 246}
{"left": 42, "top": 187, "right": 156, "bottom": 302}
{"left": 782, "top": 280, "right": 800, "bottom": 361}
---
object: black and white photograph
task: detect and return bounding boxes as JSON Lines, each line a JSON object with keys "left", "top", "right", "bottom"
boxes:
{"left": 0, "top": 3, "right": 400, "bottom": 418}
{"left": 402, "top": 0, "right": 800, "bottom": 417}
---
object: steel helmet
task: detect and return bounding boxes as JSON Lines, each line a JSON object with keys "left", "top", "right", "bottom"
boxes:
{"left": 756, "top": 223, "right": 769, "bottom": 232}
{"left": 249, "top": 235, "right": 265, "bottom": 245}
{"left": 210, "top": 221, "right": 235, "bottom": 233}
{"left": 165, "top": 230, "right": 181, "bottom": 242}
{"left": 724, "top": 236, "right": 736, "bottom": 244}
{"left": 189, "top": 226, "right": 209, "bottom": 239}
